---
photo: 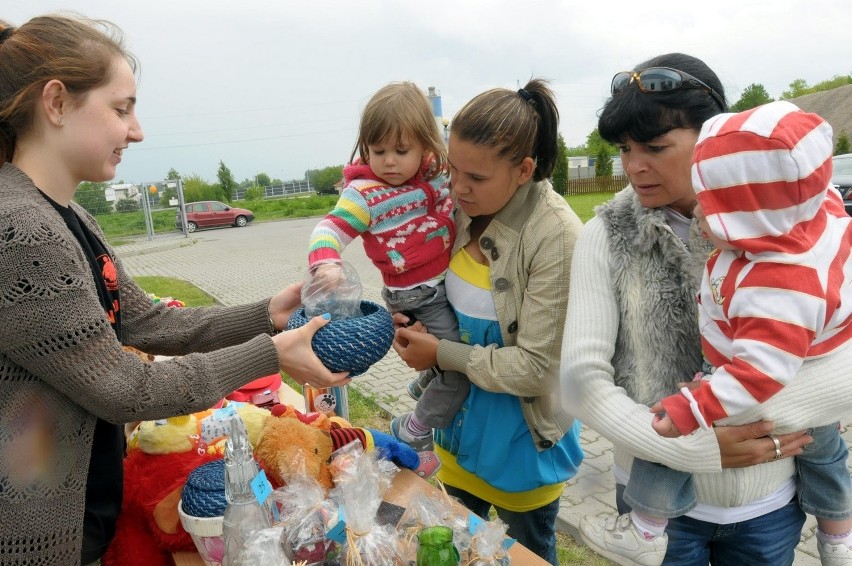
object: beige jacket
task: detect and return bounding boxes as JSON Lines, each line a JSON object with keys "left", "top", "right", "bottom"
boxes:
{"left": 436, "top": 179, "right": 583, "bottom": 450}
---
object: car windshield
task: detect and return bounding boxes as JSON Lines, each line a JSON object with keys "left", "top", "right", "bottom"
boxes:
{"left": 834, "top": 157, "right": 852, "bottom": 175}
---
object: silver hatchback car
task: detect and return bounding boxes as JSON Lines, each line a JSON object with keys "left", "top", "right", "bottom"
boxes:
{"left": 832, "top": 153, "right": 852, "bottom": 216}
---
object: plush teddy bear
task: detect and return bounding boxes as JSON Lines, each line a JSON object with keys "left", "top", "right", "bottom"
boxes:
{"left": 255, "top": 414, "right": 336, "bottom": 489}
{"left": 254, "top": 409, "right": 423, "bottom": 492}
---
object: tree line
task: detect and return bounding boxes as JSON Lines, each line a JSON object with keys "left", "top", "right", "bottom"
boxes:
{"left": 74, "top": 73, "right": 851, "bottom": 214}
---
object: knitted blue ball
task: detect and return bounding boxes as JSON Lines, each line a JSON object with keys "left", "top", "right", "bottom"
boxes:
{"left": 181, "top": 459, "right": 226, "bottom": 518}
{"left": 285, "top": 300, "right": 394, "bottom": 377}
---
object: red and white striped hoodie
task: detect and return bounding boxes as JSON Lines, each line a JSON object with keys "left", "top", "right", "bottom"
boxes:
{"left": 662, "top": 101, "right": 852, "bottom": 435}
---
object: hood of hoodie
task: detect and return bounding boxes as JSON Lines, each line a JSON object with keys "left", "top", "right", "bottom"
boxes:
{"left": 692, "top": 100, "right": 838, "bottom": 255}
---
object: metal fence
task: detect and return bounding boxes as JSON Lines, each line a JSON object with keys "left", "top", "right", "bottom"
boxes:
{"left": 565, "top": 174, "right": 628, "bottom": 195}
{"left": 74, "top": 179, "right": 187, "bottom": 242}
{"left": 233, "top": 179, "right": 313, "bottom": 200}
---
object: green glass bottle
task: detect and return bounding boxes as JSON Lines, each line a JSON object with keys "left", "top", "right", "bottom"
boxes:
{"left": 417, "top": 525, "right": 460, "bottom": 566}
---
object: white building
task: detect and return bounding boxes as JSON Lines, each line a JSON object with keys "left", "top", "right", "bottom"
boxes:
{"left": 105, "top": 183, "right": 141, "bottom": 210}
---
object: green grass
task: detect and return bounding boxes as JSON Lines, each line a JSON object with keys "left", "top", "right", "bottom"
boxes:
{"left": 95, "top": 194, "right": 340, "bottom": 241}
{"left": 131, "top": 275, "right": 217, "bottom": 307}
{"left": 242, "top": 194, "right": 339, "bottom": 222}
{"left": 565, "top": 192, "right": 616, "bottom": 223}
{"left": 98, "top": 208, "right": 178, "bottom": 240}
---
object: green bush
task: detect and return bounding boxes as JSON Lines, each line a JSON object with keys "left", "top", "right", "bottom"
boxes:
{"left": 244, "top": 186, "right": 265, "bottom": 201}
{"left": 115, "top": 198, "right": 140, "bottom": 212}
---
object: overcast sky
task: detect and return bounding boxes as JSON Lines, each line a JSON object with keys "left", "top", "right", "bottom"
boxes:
{"left": 8, "top": 0, "right": 850, "bottom": 185}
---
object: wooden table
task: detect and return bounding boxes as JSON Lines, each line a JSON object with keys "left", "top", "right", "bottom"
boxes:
{"left": 384, "top": 469, "right": 550, "bottom": 565}
{"left": 174, "top": 382, "right": 548, "bottom": 565}
{"left": 174, "top": 468, "right": 548, "bottom": 565}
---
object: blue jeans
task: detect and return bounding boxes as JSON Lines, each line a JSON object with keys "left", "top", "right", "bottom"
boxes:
{"left": 625, "top": 424, "right": 851, "bottom": 520}
{"left": 443, "top": 484, "right": 560, "bottom": 565}
{"left": 796, "top": 423, "right": 852, "bottom": 519}
{"left": 625, "top": 457, "right": 698, "bottom": 518}
{"left": 616, "top": 484, "right": 805, "bottom": 565}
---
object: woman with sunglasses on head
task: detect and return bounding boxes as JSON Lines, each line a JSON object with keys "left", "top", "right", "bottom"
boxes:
{"left": 560, "top": 52, "right": 852, "bottom": 565}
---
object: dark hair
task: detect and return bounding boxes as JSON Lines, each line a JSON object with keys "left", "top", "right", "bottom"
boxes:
{"left": 450, "top": 78, "right": 559, "bottom": 181}
{"left": 352, "top": 81, "right": 446, "bottom": 181}
{"left": 0, "top": 14, "right": 138, "bottom": 163}
{"left": 598, "top": 53, "right": 727, "bottom": 144}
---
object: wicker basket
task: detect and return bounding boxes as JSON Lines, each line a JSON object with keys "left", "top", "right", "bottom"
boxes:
{"left": 181, "top": 459, "right": 227, "bottom": 518}
{"left": 286, "top": 300, "right": 394, "bottom": 377}
{"left": 180, "top": 459, "right": 227, "bottom": 566}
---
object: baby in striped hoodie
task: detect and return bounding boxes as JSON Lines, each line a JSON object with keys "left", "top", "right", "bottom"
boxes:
{"left": 589, "top": 101, "right": 852, "bottom": 566}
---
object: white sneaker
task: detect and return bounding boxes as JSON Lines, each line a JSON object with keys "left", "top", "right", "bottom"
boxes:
{"left": 579, "top": 513, "right": 667, "bottom": 566}
{"left": 818, "top": 539, "right": 852, "bottom": 566}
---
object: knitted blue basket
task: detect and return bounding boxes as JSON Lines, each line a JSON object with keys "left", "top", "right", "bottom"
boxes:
{"left": 181, "top": 459, "right": 227, "bottom": 518}
{"left": 285, "top": 300, "right": 394, "bottom": 377}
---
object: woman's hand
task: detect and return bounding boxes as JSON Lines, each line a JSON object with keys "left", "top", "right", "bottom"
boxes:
{"left": 272, "top": 314, "right": 350, "bottom": 388}
{"left": 393, "top": 326, "right": 439, "bottom": 371}
{"left": 715, "top": 421, "right": 813, "bottom": 468}
{"left": 267, "top": 282, "right": 304, "bottom": 331}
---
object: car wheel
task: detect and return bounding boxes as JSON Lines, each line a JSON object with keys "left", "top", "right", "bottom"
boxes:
{"left": 235, "top": 215, "right": 248, "bottom": 227}
{"left": 187, "top": 221, "right": 197, "bottom": 233}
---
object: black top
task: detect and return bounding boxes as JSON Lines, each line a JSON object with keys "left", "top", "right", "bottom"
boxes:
{"left": 43, "top": 194, "right": 124, "bottom": 563}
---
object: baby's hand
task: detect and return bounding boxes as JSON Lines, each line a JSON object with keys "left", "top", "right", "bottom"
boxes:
{"left": 311, "top": 262, "right": 345, "bottom": 289}
{"left": 652, "top": 414, "right": 682, "bottom": 438}
{"left": 650, "top": 403, "right": 684, "bottom": 438}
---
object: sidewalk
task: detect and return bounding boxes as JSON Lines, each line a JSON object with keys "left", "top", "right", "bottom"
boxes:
{"left": 115, "top": 225, "right": 844, "bottom": 565}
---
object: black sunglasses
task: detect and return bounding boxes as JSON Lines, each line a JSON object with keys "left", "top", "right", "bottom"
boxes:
{"left": 611, "top": 67, "right": 726, "bottom": 111}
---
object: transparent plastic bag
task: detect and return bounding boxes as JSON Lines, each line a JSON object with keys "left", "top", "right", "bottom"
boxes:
{"left": 275, "top": 475, "right": 340, "bottom": 565}
{"left": 397, "top": 488, "right": 469, "bottom": 563}
{"left": 468, "top": 518, "right": 511, "bottom": 565}
{"left": 236, "top": 526, "right": 291, "bottom": 565}
{"left": 303, "top": 260, "right": 363, "bottom": 320}
{"left": 331, "top": 448, "right": 401, "bottom": 565}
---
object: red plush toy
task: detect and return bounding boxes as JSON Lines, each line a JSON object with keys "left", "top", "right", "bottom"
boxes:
{"left": 103, "top": 415, "right": 219, "bottom": 566}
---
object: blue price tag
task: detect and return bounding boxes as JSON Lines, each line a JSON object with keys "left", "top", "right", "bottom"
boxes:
{"left": 326, "top": 505, "right": 347, "bottom": 544}
{"left": 214, "top": 404, "right": 237, "bottom": 419}
{"left": 468, "top": 513, "right": 483, "bottom": 534}
{"left": 502, "top": 537, "right": 516, "bottom": 551}
{"left": 250, "top": 469, "right": 273, "bottom": 505}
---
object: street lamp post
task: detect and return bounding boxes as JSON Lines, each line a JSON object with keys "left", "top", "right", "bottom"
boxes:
{"left": 441, "top": 117, "right": 450, "bottom": 144}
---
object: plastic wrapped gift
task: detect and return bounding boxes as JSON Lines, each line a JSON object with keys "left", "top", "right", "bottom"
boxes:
{"left": 276, "top": 475, "right": 340, "bottom": 565}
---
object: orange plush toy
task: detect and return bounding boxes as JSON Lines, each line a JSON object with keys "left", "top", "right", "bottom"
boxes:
{"left": 254, "top": 414, "right": 336, "bottom": 489}
{"left": 254, "top": 404, "right": 423, "bottom": 492}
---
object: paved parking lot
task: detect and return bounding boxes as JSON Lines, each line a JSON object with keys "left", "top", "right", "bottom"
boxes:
{"left": 117, "top": 218, "right": 849, "bottom": 564}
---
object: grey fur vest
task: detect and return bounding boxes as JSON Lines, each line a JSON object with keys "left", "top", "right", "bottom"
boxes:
{"left": 595, "top": 188, "right": 714, "bottom": 406}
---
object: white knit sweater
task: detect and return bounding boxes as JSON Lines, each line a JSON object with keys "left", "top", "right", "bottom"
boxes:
{"left": 561, "top": 214, "right": 852, "bottom": 508}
